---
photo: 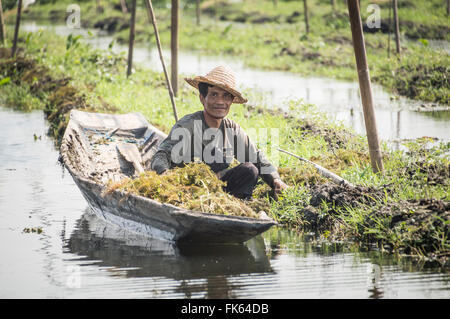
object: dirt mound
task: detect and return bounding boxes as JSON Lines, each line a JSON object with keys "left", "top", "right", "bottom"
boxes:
{"left": 309, "top": 183, "right": 386, "bottom": 208}
{"left": 93, "top": 16, "right": 129, "bottom": 33}
{"left": 366, "top": 198, "right": 449, "bottom": 262}
{"left": 403, "top": 160, "right": 450, "bottom": 187}
{"left": 291, "top": 120, "right": 355, "bottom": 151}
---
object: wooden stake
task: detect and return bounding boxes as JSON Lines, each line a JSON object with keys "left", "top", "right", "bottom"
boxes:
{"left": 347, "top": 0, "right": 383, "bottom": 173}
{"left": 393, "top": 0, "right": 400, "bottom": 57}
{"left": 0, "top": 0, "right": 6, "bottom": 46}
{"left": 387, "top": 0, "right": 392, "bottom": 58}
{"left": 196, "top": 0, "right": 200, "bottom": 26}
{"left": 303, "top": 0, "right": 310, "bottom": 34}
{"left": 171, "top": 0, "right": 179, "bottom": 96}
{"left": 96, "top": 0, "right": 102, "bottom": 13}
{"left": 127, "top": 0, "right": 136, "bottom": 77}
{"left": 144, "top": 0, "right": 178, "bottom": 122}
{"left": 120, "top": 0, "right": 128, "bottom": 14}
{"left": 11, "top": 0, "right": 22, "bottom": 56}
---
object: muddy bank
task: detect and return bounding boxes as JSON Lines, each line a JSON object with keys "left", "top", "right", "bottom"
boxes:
{"left": 0, "top": 51, "right": 91, "bottom": 142}
{"left": 292, "top": 182, "right": 449, "bottom": 266}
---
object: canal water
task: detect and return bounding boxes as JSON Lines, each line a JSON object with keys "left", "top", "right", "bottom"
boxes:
{"left": 0, "top": 106, "right": 449, "bottom": 298}
{"left": 20, "top": 22, "right": 450, "bottom": 143}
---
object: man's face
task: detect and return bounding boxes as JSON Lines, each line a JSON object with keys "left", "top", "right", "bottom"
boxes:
{"left": 200, "top": 85, "right": 234, "bottom": 120}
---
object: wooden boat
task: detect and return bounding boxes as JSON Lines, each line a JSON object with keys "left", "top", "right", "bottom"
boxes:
{"left": 67, "top": 210, "right": 272, "bottom": 279}
{"left": 60, "top": 110, "right": 277, "bottom": 243}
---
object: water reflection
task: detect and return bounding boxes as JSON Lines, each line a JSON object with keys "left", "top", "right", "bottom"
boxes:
{"left": 67, "top": 210, "right": 272, "bottom": 298}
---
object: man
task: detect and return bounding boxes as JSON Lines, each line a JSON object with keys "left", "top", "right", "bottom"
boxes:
{"left": 151, "top": 65, "right": 288, "bottom": 200}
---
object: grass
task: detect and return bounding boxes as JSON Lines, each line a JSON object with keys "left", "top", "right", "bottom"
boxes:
{"left": 0, "top": 25, "right": 448, "bottom": 266}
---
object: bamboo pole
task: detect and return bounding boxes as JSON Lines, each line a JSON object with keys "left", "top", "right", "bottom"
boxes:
{"left": 0, "top": 0, "right": 6, "bottom": 46}
{"left": 144, "top": 0, "right": 178, "bottom": 122}
{"left": 347, "top": 0, "right": 383, "bottom": 173}
{"left": 393, "top": 0, "right": 400, "bottom": 57}
{"left": 127, "top": 0, "right": 136, "bottom": 77}
{"left": 96, "top": 0, "right": 102, "bottom": 13}
{"left": 171, "top": 0, "right": 179, "bottom": 96}
{"left": 11, "top": 0, "right": 22, "bottom": 57}
{"left": 120, "top": 0, "right": 128, "bottom": 14}
{"left": 196, "top": 0, "right": 200, "bottom": 26}
{"left": 387, "top": 0, "right": 392, "bottom": 58}
{"left": 303, "top": 0, "right": 310, "bottom": 34}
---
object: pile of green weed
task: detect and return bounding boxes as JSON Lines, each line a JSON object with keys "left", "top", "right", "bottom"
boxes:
{"left": 106, "top": 162, "right": 259, "bottom": 218}
{"left": 392, "top": 64, "right": 449, "bottom": 105}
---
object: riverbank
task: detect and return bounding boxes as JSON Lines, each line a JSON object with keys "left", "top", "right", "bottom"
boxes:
{"left": 0, "top": 29, "right": 448, "bottom": 266}
{"left": 4, "top": 0, "right": 449, "bottom": 106}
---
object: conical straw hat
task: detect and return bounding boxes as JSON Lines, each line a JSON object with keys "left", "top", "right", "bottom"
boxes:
{"left": 185, "top": 65, "right": 248, "bottom": 104}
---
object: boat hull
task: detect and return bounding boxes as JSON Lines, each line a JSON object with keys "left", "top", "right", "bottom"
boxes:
{"left": 60, "top": 110, "right": 277, "bottom": 244}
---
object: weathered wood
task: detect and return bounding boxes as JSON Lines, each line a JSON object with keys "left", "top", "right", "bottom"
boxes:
{"left": 303, "top": 0, "right": 310, "bottom": 34}
{"left": 11, "top": 0, "right": 22, "bottom": 56}
{"left": 120, "top": 0, "right": 128, "bottom": 13}
{"left": 0, "top": 0, "right": 6, "bottom": 46}
{"left": 96, "top": 0, "right": 102, "bottom": 13}
{"left": 144, "top": 0, "right": 179, "bottom": 122}
{"left": 393, "top": 0, "right": 401, "bottom": 57}
{"left": 69, "top": 211, "right": 272, "bottom": 277}
{"left": 387, "top": 0, "right": 392, "bottom": 58}
{"left": 60, "top": 110, "right": 276, "bottom": 243}
{"left": 171, "top": 0, "right": 179, "bottom": 96}
{"left": 347, "top": 0, "right": 383, "bottom": 173}
{"left": 278, "top": 148, "right": 354, "bottom": 187}
{"left": 196, "top": 0, "right": 200, "bottom": 26}
{"left": 117, "top": 142, "right": 145, "bottom": 174}
{"left": 127, "top": 0, "right": 136, "bottom": 77}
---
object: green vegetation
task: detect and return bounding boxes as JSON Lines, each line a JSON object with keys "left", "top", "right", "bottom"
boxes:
{"left": 105, "top": 161, "right": 260, "bottom": 218}
{"left": 0, "top": 19, "right": 448, "bottom": 266}
{"left": 5, "top": 0, "right": 449, "bottom": 104}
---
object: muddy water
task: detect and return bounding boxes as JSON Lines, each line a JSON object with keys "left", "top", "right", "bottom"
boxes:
{"left": 0, "top": 106, "right": 449, "bottom": 298}
{"left": 20, "top": 22, "right": 450, "bottom": 143}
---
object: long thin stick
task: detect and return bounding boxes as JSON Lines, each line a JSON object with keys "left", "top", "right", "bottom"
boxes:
{"left": 11, "top": 0, "right": 22, "bottom": 56}
{"left": 303, "top": 0, "right": 310, "bottom": 34}
{"left": 120, "top": 0, "right": 128, "bottom": 14}
{"left": 196, "top": 0, "right": 200, "bottom": 26}
{"left": 171, "top": 0, "right": 179, "bottom": 96}
{"left": 387, "top": 0, "right": 392, "bottom": 58}
{"left": 0, "top": 0, "right": 6, "bottom": 46}
{"left": 278, "top": 148, "right": 354, "bottom": 188}
{"left": 144, "top": 0, "right": 178, "bottom": 122}
{"left": 393, "top": 0, "right": 400, "bottom": 57}
{"left": 126, "top": 0, "right": 136, "bottom": 77}
{"left": 347, "top": 0, "right": 384, "bottom": 173}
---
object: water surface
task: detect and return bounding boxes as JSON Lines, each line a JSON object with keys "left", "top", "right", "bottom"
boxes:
{"left": 0, "top": 106, "right": 448, "bottom": 298}
{"left": 20, "top": 22, "right": 450, "bottom": 142}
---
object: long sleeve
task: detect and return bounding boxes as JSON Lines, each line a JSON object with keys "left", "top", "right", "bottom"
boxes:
{"left": 224, "top": 123, "right": 280, "bottom": 188}
{"left": 150, "top": 150, "right": 171, "bottom": 174}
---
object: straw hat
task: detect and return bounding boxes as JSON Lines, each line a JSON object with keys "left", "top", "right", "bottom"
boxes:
{"left": 185, "top": 65, "right": 248, "bottom": 104}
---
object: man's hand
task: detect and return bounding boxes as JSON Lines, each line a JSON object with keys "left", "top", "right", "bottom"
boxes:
{"left": 273, "top": 178, "right": 289, "bottom": 194}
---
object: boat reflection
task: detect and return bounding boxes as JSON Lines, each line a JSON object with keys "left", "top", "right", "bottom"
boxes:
{"left": 66, "top": 210, "right": 273, "bottom": 281}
